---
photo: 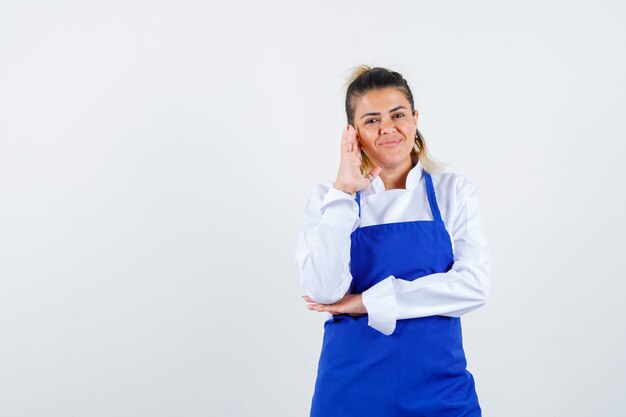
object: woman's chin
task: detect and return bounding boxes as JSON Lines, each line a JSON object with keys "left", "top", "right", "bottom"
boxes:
{"left": 376, "top": 156, "right": 413, "bottom": 171}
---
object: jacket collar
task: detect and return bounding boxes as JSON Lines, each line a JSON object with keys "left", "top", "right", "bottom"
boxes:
{"left": 363, "top": 159, "right": 424, "bottom": 197}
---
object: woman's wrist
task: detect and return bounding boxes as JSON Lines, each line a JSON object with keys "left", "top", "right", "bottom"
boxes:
{"left": 333, "top": 181, "right": 356, "bottom": 196}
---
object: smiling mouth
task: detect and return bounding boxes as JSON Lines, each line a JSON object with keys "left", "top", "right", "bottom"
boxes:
{"left": 378, "top": 139, "right": 402, "bottom": 148}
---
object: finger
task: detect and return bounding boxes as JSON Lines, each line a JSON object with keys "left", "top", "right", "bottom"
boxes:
{"left": 341, "top": 126, "right": 349, "bottom": 153}
{"left": 308, "top": 304, "right": 331, "bottom": 313}
{"left": 306, "top": 302, "right": 334, "bottom": 310}
{"left": 303, "top": 296, "right": 316, "bottom": 303}
{"left": 360, "top": 166, "right": 381, "bottom": 187}
{"left": 368, "top": 166, "right": 383, "bottom": 179}
{"left": 346, "top": 125, "right": 356, "bottom": 154}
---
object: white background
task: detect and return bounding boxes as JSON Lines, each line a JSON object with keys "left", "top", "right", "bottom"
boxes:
{"left": 1, "top": 1, "right": 625, "bottom": 416}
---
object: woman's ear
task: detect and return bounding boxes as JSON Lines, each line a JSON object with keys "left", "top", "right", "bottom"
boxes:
{"left": 413, "top": 109, "right": 419, "bottom": 124}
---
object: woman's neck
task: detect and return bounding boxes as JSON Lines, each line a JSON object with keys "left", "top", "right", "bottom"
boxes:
{"left": 380, "top": 159, "right": 413, "bottom": 190}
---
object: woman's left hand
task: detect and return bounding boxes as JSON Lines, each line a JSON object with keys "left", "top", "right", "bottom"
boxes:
{"left": 303, "top": 294, "right": 367, "bottom": 316}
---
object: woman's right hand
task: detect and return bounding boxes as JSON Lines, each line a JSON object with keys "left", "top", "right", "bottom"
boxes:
{"left": 333, "top": 125, "right": 382, "bottom": 195}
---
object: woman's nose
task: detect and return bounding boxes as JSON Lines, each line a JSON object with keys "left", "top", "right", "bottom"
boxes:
{"left": 380, "top": 118, "right": 397, "bottom": 134}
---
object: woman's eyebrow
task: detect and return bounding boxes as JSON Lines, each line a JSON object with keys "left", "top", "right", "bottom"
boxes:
{"left": 360, "top": 106, "right": 408, "bottom": 119}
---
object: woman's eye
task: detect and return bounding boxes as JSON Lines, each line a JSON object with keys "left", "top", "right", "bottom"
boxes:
{"left": 365, "top": 119, "right": 378, "bottom": 124}
{"left": 394, "top": 113, "right": 405, "bottom": 119}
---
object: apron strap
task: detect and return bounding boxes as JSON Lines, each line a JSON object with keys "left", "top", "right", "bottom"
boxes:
{"left": 424, "top": 171, "right": 443, "bottom": 223}
{"left": 355, "top": 190, "right": 361, "bottom": 218}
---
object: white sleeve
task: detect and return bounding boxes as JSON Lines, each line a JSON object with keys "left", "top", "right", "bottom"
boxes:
{"left": 294, "top": 182, "right": 360, "bottom": 304}
{"left": 361, "top": 176, "right": 492, "bottom": 335}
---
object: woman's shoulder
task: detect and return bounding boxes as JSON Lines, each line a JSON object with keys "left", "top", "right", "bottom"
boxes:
{"left": 304, "top": 180, "right": 357, "bottom": 212}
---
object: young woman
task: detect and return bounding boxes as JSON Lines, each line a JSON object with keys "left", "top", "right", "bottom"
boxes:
{"left": 295, "top": 66, "right": 492, "bottom": 416}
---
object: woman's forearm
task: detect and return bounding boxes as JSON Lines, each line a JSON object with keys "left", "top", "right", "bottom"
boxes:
{"left": 295, "top": 183, "right": 360, "bottom": 304}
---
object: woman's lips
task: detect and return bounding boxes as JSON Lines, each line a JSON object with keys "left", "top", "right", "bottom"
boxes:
{"left": 379, "top": 139, "right": 402, "bottom": 148}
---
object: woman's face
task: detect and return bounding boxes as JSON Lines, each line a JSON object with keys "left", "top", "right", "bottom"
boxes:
{"left": 353, "top": 87, "right": 418, "bottom": 171}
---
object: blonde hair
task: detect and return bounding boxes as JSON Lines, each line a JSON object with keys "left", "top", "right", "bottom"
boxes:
{"left": 345, "top": 65, "right": 446, "bottom": 174}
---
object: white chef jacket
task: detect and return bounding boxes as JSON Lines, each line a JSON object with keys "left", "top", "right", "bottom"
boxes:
{"left": 294, "top": 160, "right": 492, "bottom": 335}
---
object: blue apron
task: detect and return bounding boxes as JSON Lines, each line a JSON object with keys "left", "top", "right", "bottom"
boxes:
{"left": 310, "top": 171, "right": 481, "bottom": 417}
